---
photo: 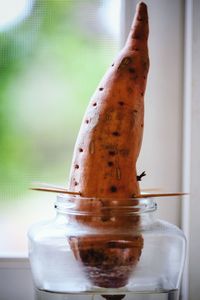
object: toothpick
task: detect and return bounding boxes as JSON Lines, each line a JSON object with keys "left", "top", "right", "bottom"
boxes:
{"left": 30, "top": 183, "right": 187, "bottom": 198}
{"left": 30, "top": 183, "right": 81, "bottom": 196}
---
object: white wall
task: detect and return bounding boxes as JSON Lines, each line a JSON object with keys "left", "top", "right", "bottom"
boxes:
{"left": 122, "top": 0, "right": 184, "bottom": 226}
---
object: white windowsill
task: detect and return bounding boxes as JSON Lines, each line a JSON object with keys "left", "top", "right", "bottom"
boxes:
{"left": 0, "top": 256, "right": 35, "bottom": 300}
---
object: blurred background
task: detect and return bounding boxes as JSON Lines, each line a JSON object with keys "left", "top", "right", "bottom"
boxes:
{"left": 0, "top": 0, "right": 120, "bottom": 254}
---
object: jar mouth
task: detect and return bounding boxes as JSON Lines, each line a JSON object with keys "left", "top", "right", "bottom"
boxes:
{"left": 55, "top": 194, "right": 157, "bottom": 215}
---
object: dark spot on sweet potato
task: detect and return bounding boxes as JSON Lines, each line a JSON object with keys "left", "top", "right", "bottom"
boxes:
{"left": 134, "top": 110, "right": 138, "bottom": 113}
{"left": 74, "top": 181, "right": 78, "bottom": 186}
{"left": 75, "top": 164, "right": 79, "bottom": 169}
{"left": 85, "top": 119, "right": 89, "bottom": 124}
{"left": 107, "top": 241, "right": 118, "bottom": 248}
{"left": 133, "top": 48, "right": 139, "bottom": 51}
{"left": 82, "top": 249, "right": 105, "bottom": 265}
{"left": 93, "top": 102, "right": 97, "bottom": 106}
{"left": 110, "top": 185, "right": 117, "bottom": 192}
{"left": 112, "top": 131, "right": 120, "bottom": 136}
{"left": 99, "top": 87, "right": 104, "bottom": 91}
{"left": 141, "top": 92, "right": 144, "bottom": 96}
{"left": 108, "top": 151, "right": 116, "bottom": 156}
{"left": 143, "top": 61, "right": 149, "bottom": 70}
{"left": 108, "top": 161, "right": 114, "bottom": 167}
{"left": 118, "top": 101, "right": 124, "bottom": 106}
{"left": 129, "top": 257, "right": 134, "bottom": 263}
{"left": 129, "top": 68, "right": 135, "bottom": 73}
{"left": 111, "top": 63, "right": 114, "bottom": 67}
{"left": 132, "top": 34, "right": 140, "bottom": 39}
{"left": 79, "top": 148, "right": 83, "bottom": 152}
{"left": 101, "top": 216, "right": 110, "bottom": 222}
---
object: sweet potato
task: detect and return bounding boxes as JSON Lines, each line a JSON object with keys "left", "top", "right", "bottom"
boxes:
{"left": 68, "top": 2, "right": 149, "bottom": 288}
{"left": 68, "top": 2, "right": 149, "bottom": 199}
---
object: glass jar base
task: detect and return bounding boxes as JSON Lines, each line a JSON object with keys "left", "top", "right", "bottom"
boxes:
{"left": 35, "top": 289, "right": 179, "bottom": 300}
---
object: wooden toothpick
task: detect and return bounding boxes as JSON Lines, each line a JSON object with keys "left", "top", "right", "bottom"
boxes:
{"left": 30, "top": 182, "right": 81, "bottom": 196}
{"left": 30, "top": 182, "right": 187, "bottom": 198}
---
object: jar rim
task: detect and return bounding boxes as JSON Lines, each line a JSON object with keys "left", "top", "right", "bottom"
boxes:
{"left": 54, "top": 194, "right": 157, "bottom": 216}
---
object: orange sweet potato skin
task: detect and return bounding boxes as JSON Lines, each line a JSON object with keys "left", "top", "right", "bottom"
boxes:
{"left": 68, "top": 3, "right": 149, "bottom": 198}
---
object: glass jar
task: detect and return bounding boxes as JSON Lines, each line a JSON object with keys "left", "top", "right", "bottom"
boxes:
{"left": 28, "top": 195, "right": 186, "bottom": 299}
